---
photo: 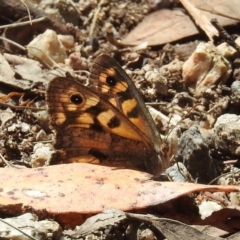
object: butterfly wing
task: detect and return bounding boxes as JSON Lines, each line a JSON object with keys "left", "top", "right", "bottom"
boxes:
{"left": 47, "top": 54, "right": 169, "bottom": 175}
{"left": 47, "top": 77, "right": 152, "bottom": 144}
{"left": 89, "top": 55, "right": 168, "bottom": 173}
{"left": 47, "top": 77, "right": 156, "bottom": 171}
{"left": 89, "top": 55, "right": 162, "bottom": 148}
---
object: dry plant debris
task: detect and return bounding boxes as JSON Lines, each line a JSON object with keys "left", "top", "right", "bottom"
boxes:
{"left": 0, "top": 163, "right": 239, "bottom": 227}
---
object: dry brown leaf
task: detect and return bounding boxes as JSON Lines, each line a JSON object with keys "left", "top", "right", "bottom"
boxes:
{"left": 126, "top": 213, "right": 223, "bottom": 240}
{"left": 197, "top": 208, "right": 240, "bottom": 235}
{"left": 0, "top": 108, "right": 15, "bottom": 127}
{"left": 73, "top": 209, "right": 226, "bottom": 239}
{"left": 227, "top": 232, "right": 240, "bottom": 240}
{"left": 0, "top": 53, "right": 26, "bottom": 89}
{"left": 122, "top": 9, "right": 198, "bottom": 46}
{"left": 72, "top": 209, "right": 126, "bottom": 237}
{"left": 4, "top": 53, "right": 47, "bottom": 84}
{"left": 0, "top": 163, "right": 239, "bottom": 227}
{"left": 122, "top": 1, "right": 240, "bottom": 46}
{"left": 194, "top": 0, "right": 240, "bottom": 22}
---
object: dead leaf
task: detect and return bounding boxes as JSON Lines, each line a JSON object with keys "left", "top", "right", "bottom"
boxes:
{"left": 201, "top": 208, "right": 240, "bottom": 231}
{"left": 0, "top": 108, "right": 15, "bottom": 127}
{"left": 0, "top": 163, "right": 239, "bottom": 227}
{"left": 4, "top": 53, "right": 47, "bottom": 84}
{"left": 122, "top": 9, "right": 198, "bottom": 46}
{"left": 126, "top": 213, "right": 223, "bottom": 240}
{"left": 0, "top": 53, "right": 46, "bottom": 90}
{"left": 193, "top": 0, "right": 240, "bottom": 22}
{"left": 73, "top": 209, "right": 229, "bottom": 239}
{"left": 72, "top": 209, "right": 126, "bottom": 237}
{"left": 227, "top": 232, "right": 240, "bottom": 240}
{"left": 0, "top": 53, "right": 26, "bottom": 89}
{"left": 122, "top": 1, "right": 240, "bottom": 46}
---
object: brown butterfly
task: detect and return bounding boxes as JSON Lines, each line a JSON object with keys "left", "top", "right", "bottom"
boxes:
{"left": 46, "top": 54, "right": 169, "bottom": 175}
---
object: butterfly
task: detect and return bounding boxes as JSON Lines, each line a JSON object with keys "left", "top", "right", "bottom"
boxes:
{"left": 46, "top": 54, "right": 169, "bottom": 175}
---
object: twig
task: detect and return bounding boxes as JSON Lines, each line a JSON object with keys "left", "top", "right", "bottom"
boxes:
{"left": 0, "top": 36, "right": 26, "bottom": 51}
{"left": 19, "top": 0, "right": 32, "bottom": 24}
{"left": 178, "top": 0, "right": 219, "bottom": 41}
{"left": 0, "top": 153, "right": 12, "bottom": 167}
{"left": 0, "top": 102, "right": 45, "bottom": 111}
{"left": 89, "top": 0, "right": 108, "bottom": 41}
{"left": 211, "top": 18, "right": 240, "bottom": 52}
{"left": 0, "top": 218, "right": 38, "bottom": 240}
{"left": 0, "top": 17, "right": 46, "bottom": 30}
{"left": 208, "top": 169, "right": 240, "bottom": 185}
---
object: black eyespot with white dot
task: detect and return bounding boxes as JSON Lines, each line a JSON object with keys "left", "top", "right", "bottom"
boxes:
{"left": 106, "top": 76, "right": 117, "bottom": 87}
{"left": 70, "top": 94, "right": 83, "bottom": 105}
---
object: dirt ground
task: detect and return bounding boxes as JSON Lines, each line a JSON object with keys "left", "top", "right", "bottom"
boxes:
{"left": 0, "top": 0, "right": 240, "bottom": 239}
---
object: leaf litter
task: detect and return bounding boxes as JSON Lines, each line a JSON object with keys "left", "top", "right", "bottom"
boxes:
{"left": 0, "top": 0, "right": 240, "bottom": 239}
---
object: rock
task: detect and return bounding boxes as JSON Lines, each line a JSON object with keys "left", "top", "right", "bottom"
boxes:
{"left": 175, "top": 125, "right": 217, "bottom": 183}
{"left": 0, "top": 213, "right": 62, "bottom": 239}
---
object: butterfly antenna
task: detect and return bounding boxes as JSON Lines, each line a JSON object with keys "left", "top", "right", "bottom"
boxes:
{"left": 164, "top": 103, "right": 203, "bottom": 143}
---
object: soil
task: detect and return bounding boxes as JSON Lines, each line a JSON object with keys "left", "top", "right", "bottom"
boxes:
{"left": 0, "top": 0, "right": 240, "bottom": 239}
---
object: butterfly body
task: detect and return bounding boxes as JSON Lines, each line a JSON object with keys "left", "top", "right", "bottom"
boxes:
{"left": 46, "top": 54, "right": 169, "bottom": 175}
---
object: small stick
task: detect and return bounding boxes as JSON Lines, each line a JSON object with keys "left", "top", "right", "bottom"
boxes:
{"left": 0, "top": 17, "right": 46, "bottom": 30}
{"left": 0, "top": 153, "right": 12, "bottom": 167}
{"left": 211, "top": 18, "right": 240, "bottom": 52}
{"left": 0, "top": 102, "right": 45, "bottom": 111}
{"left": 89, "top": 0, "right": 108, "bottom": 44}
